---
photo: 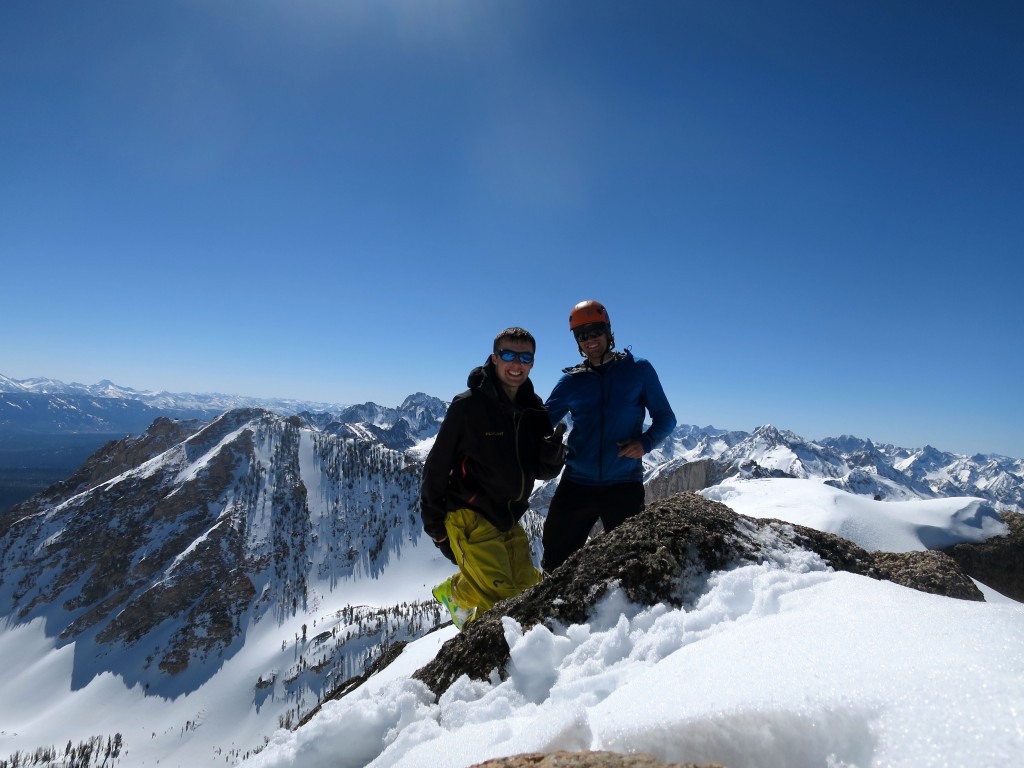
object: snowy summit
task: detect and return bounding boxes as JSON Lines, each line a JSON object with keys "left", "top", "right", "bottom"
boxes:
{"left": 241, "top": 480, "right": 1023, "bottom": 768}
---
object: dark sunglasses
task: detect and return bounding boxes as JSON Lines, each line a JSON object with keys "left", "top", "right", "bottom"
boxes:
{"left": 574, "top": 323, "right": 608, "bottom": 342}
{"left": 496, "top": 349, "right": 535, "bottom": 364}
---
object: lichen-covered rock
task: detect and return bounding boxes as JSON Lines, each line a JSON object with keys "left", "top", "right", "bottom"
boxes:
{"left": 871, "top": 550, "right": 983, "bottom": 601}
{"left": 413, "top": 492, "right": 985, "bottom": 698}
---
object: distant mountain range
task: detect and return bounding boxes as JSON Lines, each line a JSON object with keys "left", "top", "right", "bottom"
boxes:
{"left": 2, "top": 373, "right": 1022, "bottom": 515}
{"left": 0, "top": 373, "right": 353, "bottom": 430}
{"left": 643, "top": 423, "right": 1024, "bottom": 512}
{"left": 0, "top": 374, "right": 445, "bottom": 510}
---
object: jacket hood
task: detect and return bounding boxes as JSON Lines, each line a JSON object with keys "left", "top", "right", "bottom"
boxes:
{"left": 468, "top": 359, "right": 539, "bottom": 405}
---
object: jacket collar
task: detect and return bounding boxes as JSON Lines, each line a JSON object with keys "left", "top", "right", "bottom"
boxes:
{"left": 468, "top": 359, "right": 538, "bottom": 406}
{"left": 563, "top": 348, "right": 631, "bottom": 375}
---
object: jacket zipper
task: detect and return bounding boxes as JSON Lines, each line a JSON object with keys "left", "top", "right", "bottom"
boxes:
{"left": 598, "top": 371, "right": 607, "bottom": 481}
{"left": 506, "top": 410, "right": 525, "bottom": 529}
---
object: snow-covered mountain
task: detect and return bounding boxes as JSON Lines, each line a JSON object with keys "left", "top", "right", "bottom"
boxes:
{"left": 0, "top": 408, "right": 455, "bottom": 764}
{"left": 1, "top": 379, "right": 1022, "bottom": 766}
{"left": 0, "top": 374, "right": 449, "bottom": 513}
{"left": 0, "top": 373, "right": 357, "bottom": 435}
{"left": 3, "top": 371, "right": 1022, "bottom": 514}
{"left": 304, "top": 393, "right": 449, "bottom": 451}
{"left": 0, "top": 373, "right": 446, "bottom": 446}
{"left": 644, "top": 423, "right": 1024, "bottom": 512}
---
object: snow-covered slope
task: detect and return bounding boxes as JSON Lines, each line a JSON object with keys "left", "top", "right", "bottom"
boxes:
{"left": 0, "top": 409, "right": 456, "bottom": 765}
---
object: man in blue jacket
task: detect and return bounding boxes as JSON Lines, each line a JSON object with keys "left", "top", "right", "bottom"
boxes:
{"left": 542, "top": 300, "right": 677, "bottom": 571}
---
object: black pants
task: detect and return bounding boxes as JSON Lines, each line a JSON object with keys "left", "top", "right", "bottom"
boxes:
{"left": 541, "top": 478, "right": 645, "bottom": 572}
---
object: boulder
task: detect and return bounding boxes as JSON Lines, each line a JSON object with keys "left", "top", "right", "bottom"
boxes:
{"left": 645, "top": 459, "right": 727, "bottom": 500}
{"left": 871, "top": 550, "right": 983, "bottom": 601}
{"left": 941, "top": 511, "right": 1024, "bottom": 601}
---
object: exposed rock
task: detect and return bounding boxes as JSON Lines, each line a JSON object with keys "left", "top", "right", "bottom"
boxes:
{"left": 871, "top": 550, "right": 983, "bottom": 601}
{"left": 413, "top": 492, "right": 984, "bottom": 698}
{"left": 941, "top": 511, "right": 1024, "bottom": 601}
{"left": 646, "top": 458, "right": 728, "bottom": 500}
{"left": 0, "top": 416, "right": 204, "bottom": 531}
{"left": 469, "top": 751, "right": 724, "bottom": 768}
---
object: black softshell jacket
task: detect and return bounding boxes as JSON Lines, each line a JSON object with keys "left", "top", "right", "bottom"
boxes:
{"left": 420, "top": 361, "right": 564, "bottom": 541}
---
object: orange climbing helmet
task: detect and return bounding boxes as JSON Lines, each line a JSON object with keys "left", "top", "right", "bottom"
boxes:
{"left": 568, "top": 300, "right": 610, "bottom": 331}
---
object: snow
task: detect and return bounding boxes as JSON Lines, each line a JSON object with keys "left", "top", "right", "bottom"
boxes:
{"left": 240, "top": 480, "right": 1023, "bottom": 768}
{"left": 1, "top": 478, "right": 1021, "bottom": 767}
{"left": 406, "top": 435, "right": 436, "bottom": 462}
{"left": 244, "top": 566, "right": 1023, "bottom": 768}
{"left": 702, "top": 478, "right": 1008, "bottom": 551}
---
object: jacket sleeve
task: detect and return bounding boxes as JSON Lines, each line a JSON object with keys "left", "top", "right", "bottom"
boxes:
{"left": 534, "top": 411, "right": 566, "bottom": 481}
{"left": 639, "top": 360, "right": 677, "bottom": 453}
{"left": 543, "top": 372, "right": 573, "bottom": 428}
{"left": 420, "top": 402, "right": 462, "bottom": 542}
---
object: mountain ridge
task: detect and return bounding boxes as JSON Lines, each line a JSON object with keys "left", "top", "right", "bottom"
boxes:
{"left": 0, "top": 408, "right": 438, "bottom": 701}
{"left": 1, "top": 394, "right": 1021, "bottom": 765}
{"left": 3, "top": 371, "right": 1019, "bottom": 458}
{"left": 3, "top": 372, "right": 1022, "bottom": 517}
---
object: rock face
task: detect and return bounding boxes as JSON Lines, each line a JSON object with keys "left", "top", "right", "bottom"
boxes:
{"left": 5, "top": 416, "right": 205, "bottom": 512}
{"left": 645, "top": 458, "right": 728, "bottom": 500}
{"left": 942, "top": 511, "right": 1024, "bottom": 601}
{"left": 413, "top": 492, "right": 985, "bottom": 698}
{"left": 469, "top": 751, "right": 724, "bottom": 768}
{"left": 870, "top": 550, "right": 984, "bottom": 601}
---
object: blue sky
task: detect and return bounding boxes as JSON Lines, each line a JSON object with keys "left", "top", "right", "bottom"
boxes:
{"left": 2, "top": 1, "right": 1022, "bottom": 458}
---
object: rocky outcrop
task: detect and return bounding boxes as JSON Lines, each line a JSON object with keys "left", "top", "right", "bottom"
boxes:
{"left": 645, "top": 459, "right": 728, "bottom": 500}
{"left": 470, "top": 751, "right": 724, "bottom": 768}
{"left": 941, "top": 511, "right": 1024, "bottom": 601}
{"left": 871, "top": 550, "right": 984, "bottom": 601}
{"left": 413, "top": 492, "right": 984, "bottom": 698}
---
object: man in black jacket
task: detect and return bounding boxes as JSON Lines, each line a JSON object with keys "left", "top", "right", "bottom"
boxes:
{"left": 421, "top": 327, "right": 565, "bottom": 630}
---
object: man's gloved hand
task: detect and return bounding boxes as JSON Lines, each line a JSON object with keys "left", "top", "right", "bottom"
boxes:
{"left": 543, "top": 421, "right": 567, "bottom": 448}
{"left": 434, "top": 536, "right": 457, "bottom": 564}
{"left": 542, "top": 422, "right": 567, "bottom": 465}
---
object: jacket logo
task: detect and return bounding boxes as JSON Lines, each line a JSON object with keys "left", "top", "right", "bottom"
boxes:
{"left": 485, "top": 431, "right": 505, "bottom": 437}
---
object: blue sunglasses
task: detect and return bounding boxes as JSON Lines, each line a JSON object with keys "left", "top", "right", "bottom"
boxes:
{"left": 496, "top": 349, "right": 535, "bottom": 364}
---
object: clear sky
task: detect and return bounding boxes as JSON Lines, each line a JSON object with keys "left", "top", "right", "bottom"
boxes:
{"left": 2, "top": 1, "right": 1022, "bottom": 458}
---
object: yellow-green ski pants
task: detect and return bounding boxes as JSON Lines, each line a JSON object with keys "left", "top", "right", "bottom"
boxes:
{"left": 444, "top": 507, "right": 542, "bottom": 615}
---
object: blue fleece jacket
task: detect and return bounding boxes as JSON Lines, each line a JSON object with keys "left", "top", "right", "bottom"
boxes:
{"left": 544, "top": 349, "right": 677, "bottom": 485}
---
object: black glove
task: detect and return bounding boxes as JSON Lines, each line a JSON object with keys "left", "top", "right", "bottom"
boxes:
{"left": 548, "top": 422, "right": 567, "bottom": 442}
{"left": 542, "top": 421, "right": 567, "bottom": 466}
{"left": 434, "top": 536, "right": 457, "bottom": 564}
